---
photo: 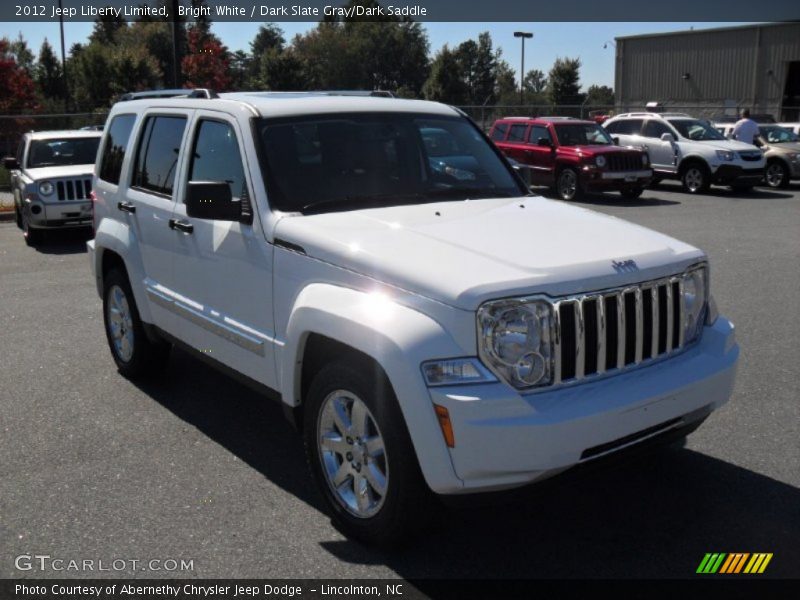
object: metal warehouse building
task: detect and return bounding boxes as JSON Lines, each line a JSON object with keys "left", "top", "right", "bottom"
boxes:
{"left": 614, "top": 22, "right": 800, "bottom": 121}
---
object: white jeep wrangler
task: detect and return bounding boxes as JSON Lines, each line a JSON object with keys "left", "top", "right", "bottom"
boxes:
{"left": 88, "top": 91, "right": 739, "bottom": 544}
{"left": 604, "top": 112, "right": 765, "bottom": 193}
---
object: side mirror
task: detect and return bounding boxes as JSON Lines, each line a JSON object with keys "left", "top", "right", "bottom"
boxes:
{"left": 185, "top": 181, "right": 241, "bottom": 221}
{"left": 3, "top": 156, "right": 19, "bottom": 170}
{"left": 537, "top": 137, "right": 552, "bottom": 148}
{"left": 612, "top": 136, "right": 620, "bottom": 145}
{"left": 660, "top": 132, "right": 675, "bottom": 143}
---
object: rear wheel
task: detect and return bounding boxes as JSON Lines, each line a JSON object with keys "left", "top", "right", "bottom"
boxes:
{"left": 103, "top": 268, "right": 171, "bottom": 378}
{"left": 556, "top": 167, "right": 583, "bottom": 201}
{"left": 764, "top": 160, "right": 790, "bottom": 189}
{"left": 304, "top": 360, "right": 436, "bottom": 546}
{"left": 681, "top": 163, "right": 710, "bottom": 194}
{"left": 620, "top": 187, "right": 644, "bottom": 199}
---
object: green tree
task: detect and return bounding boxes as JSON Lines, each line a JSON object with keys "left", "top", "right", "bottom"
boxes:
{"left": 493, "top": 59, "right": 518, "bottom": 104}
{"left": 547, "top": 57, "right": 582, "bottom": 106}
{"left": 422, "top": 45, "right": 467, "bottom": 104}
{"left": 35, "top": 39, "right": 64, "bottom": 100}
{"left": 9, "top": 33, "right": 35, "bottom": 75}
{"left": 89, "top": 13, "right": 127, "bottom": 45}
{"left": 524, "top": 69, "right": 547, "bottom": 94}
{"left": 585, "top": 84, "right": 614, "bottom": 106}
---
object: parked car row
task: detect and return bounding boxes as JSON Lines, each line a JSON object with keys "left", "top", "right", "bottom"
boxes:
{"left": 487, "top": 112, "right": 800, "bottom": 199}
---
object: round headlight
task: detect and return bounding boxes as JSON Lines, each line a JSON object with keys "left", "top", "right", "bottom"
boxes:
{"left": 642, "top": 153, "right": 649, "bottom": 166}
{"left": 39, "top": 181, "right": 54, "bottom": 196}
{"left": 595, "top": 155, "right": 607, "bottom": 168}
{"left": 478, "top": 301, "right": 553, "bottom": 389}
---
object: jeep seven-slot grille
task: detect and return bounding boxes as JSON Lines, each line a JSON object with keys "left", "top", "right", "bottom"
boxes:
{"left": 606, "top": 154, "right": 641, "bottom": 172}
{"left": 554, "top": 278, "right": 683, "bottom": 384}
{"left": 56, "top": 179, "right": 92, "bottom": 201}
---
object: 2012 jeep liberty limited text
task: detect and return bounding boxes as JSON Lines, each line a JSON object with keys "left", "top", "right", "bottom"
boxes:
{"left": 88, "top": 91, "right": 739, "bottom": 544}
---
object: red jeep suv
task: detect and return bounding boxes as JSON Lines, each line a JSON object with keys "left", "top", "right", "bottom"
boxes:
{"left": 490, "top": 117, "right": 652, "bottom": 201}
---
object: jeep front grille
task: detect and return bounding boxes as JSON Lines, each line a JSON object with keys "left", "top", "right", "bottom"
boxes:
{"left": 553, "top": 278, "right": 684, "bottom": 384}
{"left": 56, "top": 179, "right": 92, "bottom": 201}
{"left": 606, "top": 154, "right": 642, "bottom": 172}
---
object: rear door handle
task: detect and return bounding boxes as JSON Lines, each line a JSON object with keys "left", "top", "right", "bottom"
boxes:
{"left": 117, "top": 201, "right": 136, "bottom": 214}
{"left": 168, "top": 219, "right": 194, "bottom": 234}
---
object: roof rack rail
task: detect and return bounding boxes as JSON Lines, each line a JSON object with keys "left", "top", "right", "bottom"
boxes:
{"left": 119, "top": 88, "right": 218, "bottom": 101}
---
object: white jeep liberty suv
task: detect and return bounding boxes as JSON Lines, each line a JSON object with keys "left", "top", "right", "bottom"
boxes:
{"left": 88, "top": 91, "right": 739, "bottom": 544}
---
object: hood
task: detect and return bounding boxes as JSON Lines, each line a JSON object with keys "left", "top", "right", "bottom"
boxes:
{"left": 559, "top": 145, "right": 642, "bottom": 157}
{"left": 696, "top": 139, "right": 761, "bottom": 152}
{"left": 764, "top": 142, "right": 800, "bottom": 154}
{"left": 275, "top": 196, "right": 704, "bottom": 310}
{"left": 24, "top": 164, "right": 94, "bottom": 180}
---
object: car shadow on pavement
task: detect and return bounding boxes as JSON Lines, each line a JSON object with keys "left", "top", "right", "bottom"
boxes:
{"left": 33, "top": 229, "right": 92, "bottom": 255}
{"left": 574, "top": 193, "right": 682, "bottom": 207}
{"left": 129, "top": 347, "right": 799, "bottom": 581}
{"left": 320, "top": 447, "right": 800, "bottom": 580}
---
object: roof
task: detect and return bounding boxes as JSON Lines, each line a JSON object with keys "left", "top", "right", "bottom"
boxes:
{"left": 111, "top": 92, "right": 459, "bottom": 119}
{"left": 27, "top": 130, "right": 103, "bottom": 140}
{"left": 615, "top": 22, "right": 786, "bottom": 42}
{"left": 497, "top": 116, "right": 593, "bottom": 125}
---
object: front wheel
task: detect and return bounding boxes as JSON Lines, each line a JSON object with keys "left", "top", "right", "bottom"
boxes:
{"left": 103, "top": 268, "right": 171, "bottom": 378}
{"left": 620, "top": 187, "right": 644, "bottom": 199}
{"left": 22, "top": 213, "right": 44, "bottom": 246}
{"left": 764, "top": 161, "right": 790, "bottom": 189}
{"left": 557, "top": 167, "right": 583, "bottom": 201}
{"left": 681, "top": 164, "right": 710, "bottom": 194}
{"left": 304, "top": 360, "right": 436, "bottom": 546}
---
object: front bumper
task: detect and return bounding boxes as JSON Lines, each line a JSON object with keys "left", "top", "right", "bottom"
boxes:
{"left": 427, "top": 317, "right": 738, "bottom": 493}
{"left": 711, "top": 165, "right": 764, "bottom": 185}
{"left": 25, "top": 197, "right": 92, "bottom": 229}
{"left": 581, "top": 168, "right": 652, "bottom": 190}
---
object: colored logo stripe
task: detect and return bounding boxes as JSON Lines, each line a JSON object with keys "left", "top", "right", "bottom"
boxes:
{"left": 697, "top": 553, "right": 772, "bottom": 574}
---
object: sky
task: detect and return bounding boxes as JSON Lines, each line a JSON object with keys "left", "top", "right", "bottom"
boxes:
{"left": 1, "top": 21, "right": 752, "bottom": 90}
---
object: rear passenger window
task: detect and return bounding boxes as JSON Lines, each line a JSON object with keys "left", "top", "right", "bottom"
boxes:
{"left": 490, "top": 122, "right": 509, "bottom": 141}
{"left": 529, "top": 125, "right": 551, "bottom": 145}
{"left": 189, "top": 120, "right": 247, "bottom": 201}
{"left": 643, "top": 120, "right": 672, "bottom": 138}
{"left": 507, "top": 124, "right": 528, "bottom": 142}
{"left": 99, "top": 114, "right": 136, "bottom": 184}
{"left": 132, "top": 115, "right": 187, "bottom": 196}
{"left": 606, "top": 119, "right": 643, "bottom": 135}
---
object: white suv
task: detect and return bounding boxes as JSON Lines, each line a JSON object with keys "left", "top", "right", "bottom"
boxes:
{"left": 88, "top": 91, "right": 739, "bottom": 544}
{"left": 604, "top": 112, "right": 765, "bottom": 193}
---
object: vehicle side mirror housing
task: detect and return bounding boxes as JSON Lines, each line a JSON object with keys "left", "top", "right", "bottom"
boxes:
{"left": 660, "top": 132, "right": 675, "bottom": 143}
{"left": 185, "top": 181, "right": 241, "bottom": 221}
{"left": 612, "top": 136, "right": 620, "bottom": 145}
{"left": 537, "top": 138, "right": 552, "bottom": 148}
{"left": 3, "top": 156, "right": 19, "bottom": 170}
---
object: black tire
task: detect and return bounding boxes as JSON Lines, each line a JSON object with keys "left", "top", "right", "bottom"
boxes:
{"left": 680, "top": 162, "right": 711, "bottom": 194}
{"left": 14, "top": 194, "right": 22, "bottom": 229}
{"left": 22, "top": 213, "right": 44, "bottom": 246}
{"left": 556, "top": 167, "right": 583, "bottom": 201}
{"left": 102, "top": 268, "right": 171, "bottom": 378}
{"left": 303, "top": 360, "right": 437, "bottom": 546}
{"left": 620, "top": 187, "right": 644, "bottom": 199}
{"left": 764, "top": 160, "right": 790, "bottom": 189}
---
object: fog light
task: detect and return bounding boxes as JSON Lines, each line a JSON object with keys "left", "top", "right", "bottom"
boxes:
{"left": 31, "top": 204, "right": 42, "bottom": 215}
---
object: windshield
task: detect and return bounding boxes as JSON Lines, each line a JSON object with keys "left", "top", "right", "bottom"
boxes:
{"left": 27, "top": 137, "right": 100, "bottom": 168}
{"left": 667, "top": 119, "right": 726, "bottom": 141}
{"left": 760, "top": 126, "right": 799, "bottom": 144}
{"left": 553, "top": 123, "right": 613, "bottom": 146}
{"left": 256, "top": 113, "right": 523, "bottom": 214}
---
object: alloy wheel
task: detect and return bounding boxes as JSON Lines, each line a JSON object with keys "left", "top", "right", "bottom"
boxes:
{"left": 106, "top": 285, "right": 135, "bottom": 363}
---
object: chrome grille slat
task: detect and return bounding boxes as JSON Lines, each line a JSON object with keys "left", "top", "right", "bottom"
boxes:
{"left": 596, "top": 296, "right": 606, "bottom": 376}
{"left": 556, "top": 275, "right": 687, "bottom": 384}
{"left": 574, "top": 299, "right": 585, "bottom": 379}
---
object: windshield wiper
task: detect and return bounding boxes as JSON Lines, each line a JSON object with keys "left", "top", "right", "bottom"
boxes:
{"left": 300, "top": 192, "right": 423, "bottom": 215}
{"left": 425, "top": 187, "right": 515, "bottom": 199}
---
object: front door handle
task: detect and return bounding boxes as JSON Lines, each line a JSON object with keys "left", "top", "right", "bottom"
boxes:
{"left": 168, "top": 219, "right": 194, "bottom": 234}
{"left": 118, "top": 201, "right": 136, "bottom": 214}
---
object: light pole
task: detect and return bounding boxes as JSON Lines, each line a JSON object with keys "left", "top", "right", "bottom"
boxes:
{"left": 514, "top": 31, "right": 533, "bottom": 105}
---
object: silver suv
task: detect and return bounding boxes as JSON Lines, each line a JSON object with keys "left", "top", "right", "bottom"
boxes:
{"left": 604, "top": 112, "right": 765, "bottom": 193}
{"left": 5, "top": 130, "right": 102, "bottom": 245}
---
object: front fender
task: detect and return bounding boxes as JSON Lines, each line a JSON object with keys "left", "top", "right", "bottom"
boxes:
{"left": 281, "top": 283, "right": 466, "bottom": 493}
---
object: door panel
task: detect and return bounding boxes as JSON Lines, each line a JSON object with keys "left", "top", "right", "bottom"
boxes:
{"left": 166, "top": 113, "right": 278, "bottom": 388}
{"left": 642, "top": 120, "right": 679, "bottom": 174}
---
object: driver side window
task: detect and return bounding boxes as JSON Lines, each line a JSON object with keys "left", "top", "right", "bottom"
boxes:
{"left": 189, "top": 120, "right": 248, "bottom": 202}
{"left": 643, "top": 120, "right": 672, "bottom": 139}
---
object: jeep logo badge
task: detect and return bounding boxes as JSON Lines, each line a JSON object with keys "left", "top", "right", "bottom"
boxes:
{"left": 612, "top": 259, "right": 639, "bottom": 273}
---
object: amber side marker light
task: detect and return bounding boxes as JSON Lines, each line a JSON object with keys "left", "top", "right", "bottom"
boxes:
{"left": 434, "top": 404, "right": 455, "bottom": 448}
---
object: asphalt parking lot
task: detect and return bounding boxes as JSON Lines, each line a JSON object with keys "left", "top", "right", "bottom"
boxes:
{"left": 1, "top": 181, "right": 798, "bottom": 581}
